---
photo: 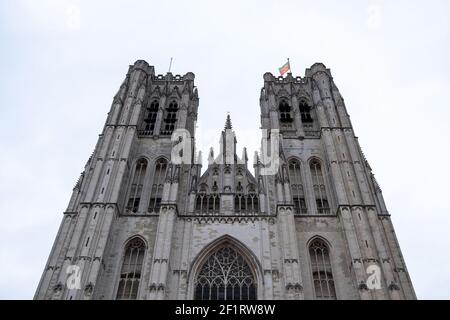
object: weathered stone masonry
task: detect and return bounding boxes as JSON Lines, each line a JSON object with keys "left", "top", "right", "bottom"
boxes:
{"left": 35, "top": 60, "right": 415, "bottom": 300}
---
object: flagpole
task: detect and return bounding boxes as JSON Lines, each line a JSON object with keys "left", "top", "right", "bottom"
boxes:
{"left": 287, "top": 57, "right": 291, "bottom": 74}
{"left": 168, "top": 57, "right": 173, "bottom": 73}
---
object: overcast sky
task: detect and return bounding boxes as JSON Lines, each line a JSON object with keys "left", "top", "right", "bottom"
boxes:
{"left": 1, "top": 0, "right": 449, "bottom": 299}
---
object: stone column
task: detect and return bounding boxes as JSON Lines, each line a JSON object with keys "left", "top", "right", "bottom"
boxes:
{"left": 82, "top": 205, "right": 116, "bottom": 300}
{"left": 365, "top": 207, "right": 401, "bottom": 299}
{"left": 154, "top": 96, "right": 166, "bottom": 135}
{"left": 291, "top": 95, "right": 305, "bottom": 137}
{"left": 53, "top": 204, "right": 90, "bottom": 299}
{"left": 260, "top": 218, "right": 274, "bottom": 299}
{"left": 277, "top": 206, "right": 304, "bottom": 299}
{"left": 340, "top": 129, "right": 398, "bottom": 299}
{"left": 109, "top": 126, "right": 136, "bottom": 202}
{"left": 34, "top": 214, "right": 74, "bottom": 299}
{"left": 139, "top": 166, "right": 153, "bottom": 214}
{"left": 177, "top": 94, "right": 189, "bottom": 129}
{"left": 350, "top": 206, "right": 385, "bottom": 299}
{"left": 338, "top": 206, "right": 372, "bottom": 299}
{"left": 380, "top": 217, "right": 416, "bottom": 299}
{"left": 321, "top": 128, "right": 348, "bottom": 205}
{"left": 268, "top": 90, "right": 279, "bottom": 130}
{"left": 148, "top": 205, "right": 177, "bottom": 299}
{"left": 176, "top": 219, "right": 193, "bottom": 299}
{"left": 85, "top": 159, "right": 104, "bottom": 203}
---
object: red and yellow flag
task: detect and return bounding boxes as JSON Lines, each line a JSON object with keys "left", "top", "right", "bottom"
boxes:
{"left": 278, "top": 60, "right": 291, "bottom": 76}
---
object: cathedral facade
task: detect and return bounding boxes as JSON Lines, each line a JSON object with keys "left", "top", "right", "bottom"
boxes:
{"left": 34, "top": 60, "right": 416, "bottom": 300}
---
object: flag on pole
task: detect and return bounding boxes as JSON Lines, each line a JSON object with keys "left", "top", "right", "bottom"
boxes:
{"left": 278, "top": 59, "right": 291, "bottom": 76}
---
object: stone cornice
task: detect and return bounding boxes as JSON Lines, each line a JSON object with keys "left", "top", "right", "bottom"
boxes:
{"left": 177, "top": 216, "right": 277, "bottom": 224}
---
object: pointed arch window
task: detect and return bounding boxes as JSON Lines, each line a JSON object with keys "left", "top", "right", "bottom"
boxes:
{"left": 279, "top": 99, "right": 293, "bottom": 123}
{"left": 161, "top": 100, "right": 178, "bottom": 136}
{"left": 310, "top": 159, "right": 330, "bottom": 214}
{"left": 194, "top": 245, "right": 257, "bottom": 300}
{"left": 116, "top": 238, "right": 146, "bottom": 300}
{"left": 127, "top": 159, "right": 147, "bottom": 213}
{"left": 148, "top": 158, "right": 167, "bottom": 213}
{"left": 288, "top": 159, "right": 307, "bottom": 214}
{"left": 195, "top": 194, "right": 205, "bottom": 213}
{"left": 141, "top": 99, "right": 159, "bottom": 135}
{"left": 309, "top": 239, "right": 336, "bottom": 299}
{"left": 195, "top": 193, "right": 220, "bottom": 215}
{"left": 208, "top": 194, "right": 220, "bottom": 213}
{"left": 234, "top": 193, "right": 259, "bottom": 214}
{"left": 247, "top": 193, "right": 259, "bottom": 213}
{"left": 234, "top": 194, "right": 245, "bottom": 213}
{"left": 299, "top": 100, "right": 313, "bottom": 123}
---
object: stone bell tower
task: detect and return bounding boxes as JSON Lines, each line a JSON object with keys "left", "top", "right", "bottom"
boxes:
{"left": 259, "top": 63, "right": 416, "bottom": 299}
{"left": 34, "top": 60, "right": 199, "bottom": 300}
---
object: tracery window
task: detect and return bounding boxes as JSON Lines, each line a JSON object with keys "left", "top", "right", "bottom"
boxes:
{"left": 234, "top": 194, "right": 259, "bottom": 214}
{"left": 148, "top": 158, "right": 167, "bottom": 213}
{"left": 141, "top": 99, "right": 159, "bottom": 135}
{"left": 126, "top": 159, "right": 147, "bottom": 213}
{"left": 116, "top": 238, "right": 146, "bottom": 300}
{"left": 161, "top": 100, "right": 178, "bottom": 136}
{"left": 194, "top": 245, "right": 257, "bottom": 300}
{"left": 299, "top": 100, "right": 313, "bottom": 123}
{"left": 279, "top": 99, "right": 293, "bottom": 123}
{"left": 195, "top": 194, "right": 220, "bottom": 214}
{"left": 309, "top": 239, "right": 336, "bottom": 299}
{"left": 310, "top": 159, "right": 330, "bottom": 214}
{"left": 288, "top": 159, "right": 307, "bottom": 214}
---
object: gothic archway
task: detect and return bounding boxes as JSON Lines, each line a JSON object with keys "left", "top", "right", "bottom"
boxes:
{"left": 189, "top": 236, "right": 261, "bottom": 300}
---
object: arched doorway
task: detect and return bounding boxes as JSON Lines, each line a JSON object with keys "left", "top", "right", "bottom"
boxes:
{"left": 193, "top": 242, "right": 258, "bottom": 300}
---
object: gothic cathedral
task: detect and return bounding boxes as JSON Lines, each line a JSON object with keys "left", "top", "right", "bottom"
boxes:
{"left": 35, "top": 60, "right": 416, "bottom": 300}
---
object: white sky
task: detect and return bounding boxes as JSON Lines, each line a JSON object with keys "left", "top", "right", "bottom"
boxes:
{"left": 0, "top": 0, "right": 449, "bottom": 299}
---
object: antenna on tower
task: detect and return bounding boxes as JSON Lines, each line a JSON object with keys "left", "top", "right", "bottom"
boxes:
{"left": 168, "top": 57, "right": 173, "bottom": 73}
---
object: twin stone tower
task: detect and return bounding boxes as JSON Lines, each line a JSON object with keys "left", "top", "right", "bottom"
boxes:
{"left": 35, "top": 60, "right": 415, "bottom": 300}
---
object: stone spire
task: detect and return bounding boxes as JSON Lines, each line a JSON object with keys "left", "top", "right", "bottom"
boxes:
{"left": 224, "top": 114, "right": 232, "bottom": 130}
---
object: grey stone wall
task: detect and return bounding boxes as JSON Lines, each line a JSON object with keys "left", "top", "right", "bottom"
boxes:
{"left": 34, "top": 60, "right": 416, "bottom": 300}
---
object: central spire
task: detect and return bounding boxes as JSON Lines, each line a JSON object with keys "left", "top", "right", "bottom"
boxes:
{"left": 224, "top": 113, "right": 232, "bottom": 130}
{"left": 219, "top": 113, "right": 237, "bottom": 165}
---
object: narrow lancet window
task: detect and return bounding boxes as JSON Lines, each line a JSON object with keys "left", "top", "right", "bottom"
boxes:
{"left": 288, "top": 159, "right": 308, "bottom": 214}
{"left": 309, "top": 239, "right": 336, "bottom": 299}
{"left": 148, "top": 158, "right": 167, "bottom": 213}
{"left": 310, "top": 159, "right": 330, "bottom": 214}
{"left": 116, "top": 238, "right": 146, "bottom": 300}
{"left": 127, "top": 159, "right": 147, "bottom": 213}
